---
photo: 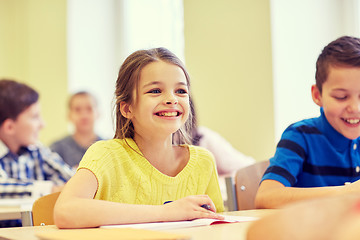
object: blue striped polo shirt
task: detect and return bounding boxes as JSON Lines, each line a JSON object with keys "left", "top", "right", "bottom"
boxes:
{"left": 262, "top": 108, "right": 360, "bottom": 187}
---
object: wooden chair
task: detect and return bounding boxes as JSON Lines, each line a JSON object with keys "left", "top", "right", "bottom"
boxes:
{"left": 225, "top": 160, "right": 269, "bottom": 211}
{"left": 31, "top": 191, "right": 60, "bottom": 226}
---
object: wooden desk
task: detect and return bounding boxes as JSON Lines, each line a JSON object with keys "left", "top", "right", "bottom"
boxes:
{"left": 0, "top": 207, "right": 32, "bottom": 226}
{"left": 0, "top": 209, "right": 275, "bottom": 240}
{"left": 0, "top": 198, "right": 35, "bottom": 226}
{"left": 166, "top": 209, "right": 274, "bottom": 240}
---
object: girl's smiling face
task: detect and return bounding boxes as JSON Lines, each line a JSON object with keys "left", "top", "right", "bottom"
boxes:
{"left": 312, "top": 65, "right": 360, "bottom": 139}
{"left": 123, "top": 60, "right": 190, "bottom": 140}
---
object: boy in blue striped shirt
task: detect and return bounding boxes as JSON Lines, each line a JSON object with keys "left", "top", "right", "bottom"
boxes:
{"left": 0, "top": 79, "right": 74, "bottom": 226}
{"left": 256, "top": 36, "right": 360, "bottom": 209}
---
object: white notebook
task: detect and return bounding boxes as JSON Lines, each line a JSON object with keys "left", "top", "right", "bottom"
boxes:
{"left": 100, "top": 215, "right": 258, "bottom": 230}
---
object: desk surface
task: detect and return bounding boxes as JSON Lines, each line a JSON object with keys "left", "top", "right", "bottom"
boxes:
{"left": 0, "top": 209, "right": 275, "bottom": 240}
{"left": 0, "top": 198, "right": 33, "bottom": 218}
{"left": 165, "top": 209, "right": 274, "bottom": 240}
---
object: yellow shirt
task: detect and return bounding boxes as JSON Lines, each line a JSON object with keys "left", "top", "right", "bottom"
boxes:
{"left": 78, "top": 138, "right": 224, "bottom": 212}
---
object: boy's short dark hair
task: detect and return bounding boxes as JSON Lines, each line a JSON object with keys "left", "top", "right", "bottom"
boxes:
{"left": 0, "top": 79, "right": 39, "bottom": 125}
{"left": 315, "top": 36, "right": 360, "bottom": 93}
{"left": 68, "top": 91, "right": 97, "bottom": 109}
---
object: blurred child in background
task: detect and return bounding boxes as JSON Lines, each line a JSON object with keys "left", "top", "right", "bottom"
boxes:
{"left": 50, "top": 91, "right": 102, "bottom": 168}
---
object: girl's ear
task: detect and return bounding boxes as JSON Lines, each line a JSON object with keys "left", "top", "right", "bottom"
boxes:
{"left": 311, "top": 84, "right": 323, "bottom": 107}
{"left": 120, "top": 102, "right": 133, "bottom": 119}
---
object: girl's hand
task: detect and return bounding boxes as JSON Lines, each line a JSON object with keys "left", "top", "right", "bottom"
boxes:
{"left": 161, "top": 195, "right": 225, "bottom": 222}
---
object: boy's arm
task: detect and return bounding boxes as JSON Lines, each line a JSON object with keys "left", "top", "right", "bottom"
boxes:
{"left": 255, "top": 179, "right": 346, "bottom": 209}
{"left": 0, "top": 176, "right": 59, "bottom": 197}
{"left": 38, "top": 146, "right": 75, "bottom": 185}
{"left": 0, "top": 150, "right": 71, "bottom": 198}
{"left": 248, "top": 193, "right": 360, "bottom": 240}
{"left": 0, "top": 175, "right": 33, "bottom": 198}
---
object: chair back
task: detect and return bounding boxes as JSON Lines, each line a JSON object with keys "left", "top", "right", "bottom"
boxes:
{"left": 225, "top": 160, "right": 269, "bottom": 211}
{"left": 31, "top": 191, "right": 60, "bottom": 226}
{"left": 234, "top": 160, "right": 269, "bottom": 210}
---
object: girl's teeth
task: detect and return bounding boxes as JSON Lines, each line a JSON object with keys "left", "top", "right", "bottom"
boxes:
{"left": 159, "top": 112, "right": 177, "bottom": 116}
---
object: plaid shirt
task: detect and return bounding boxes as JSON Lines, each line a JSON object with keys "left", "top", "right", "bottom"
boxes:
{"left": 0, "top": 140, "right": 75, "bottom": 198}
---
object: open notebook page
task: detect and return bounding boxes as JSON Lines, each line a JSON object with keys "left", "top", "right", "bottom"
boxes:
{"left": 100, "top": 215, "right": 258, "bottom": 230}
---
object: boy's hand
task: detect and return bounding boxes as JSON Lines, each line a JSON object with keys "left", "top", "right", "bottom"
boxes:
{"left": 161, "top": 195, "right": 224, "bottom": 222}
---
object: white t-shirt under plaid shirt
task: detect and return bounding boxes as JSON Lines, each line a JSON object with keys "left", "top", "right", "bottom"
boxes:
{"left": 0, "top": 140, "right": 75, "bottom": 198}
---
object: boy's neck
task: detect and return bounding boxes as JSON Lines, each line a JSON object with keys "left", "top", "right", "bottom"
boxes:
{"left": 72, "top": 131, "right": 97, "bottom": 148}
{"left": 0, "top": 135, "right": 21, "bottom": 155}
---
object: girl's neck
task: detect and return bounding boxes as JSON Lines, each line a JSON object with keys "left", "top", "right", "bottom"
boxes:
{"left": 134, "top": 134, "right": 173, "bottom": 159}
{"left": 133, "top": 134, "right": 189, "bottom": 177}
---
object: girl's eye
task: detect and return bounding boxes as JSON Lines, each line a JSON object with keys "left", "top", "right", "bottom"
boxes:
{"left": 32, "top": 113, "right": 40, "bottom": 120}
{"left": 176, "top": 89, "right": 188, "bottom": 94}
{"left": 148, "top": 89, "right": 161, "bottom": 94}
{"left": 333, "top": 95, "right": 347, "bottom": 100}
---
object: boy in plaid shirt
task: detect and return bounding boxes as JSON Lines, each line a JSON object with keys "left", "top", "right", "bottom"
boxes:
{"left": 0, "top": 79, "right": 74, "bottom": 226}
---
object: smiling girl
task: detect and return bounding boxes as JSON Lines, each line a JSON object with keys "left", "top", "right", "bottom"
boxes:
{"left": 54, "top": 48, "right": 224, "bottom": 229}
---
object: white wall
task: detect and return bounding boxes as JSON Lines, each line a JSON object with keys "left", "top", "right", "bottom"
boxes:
{"left": 67, "top": 0, "right": 183, "bottom": 139}
{"left": 67, "top": 0, "right": 122, "bottom": 139}
{"left": 271, "top": 0, "right": 360, "bottom": 141}
{"left": 121, "top": 0, "right": 184, "bottom": 62}
{"left": 67, "top": 0, "right": 360, "bottom": 144}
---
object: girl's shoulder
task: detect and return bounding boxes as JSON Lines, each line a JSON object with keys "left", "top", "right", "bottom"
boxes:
{"left": 86, "top": 138, "right": 133, "bottom": 155}
{"left": 79, "top": 138, "right": 139, "bottom": 170}
{"left": 187, "top": 144, "right": 215, "bottom": 164}
{"left": 90, "top": 138, "right": 129, "bottom": 147}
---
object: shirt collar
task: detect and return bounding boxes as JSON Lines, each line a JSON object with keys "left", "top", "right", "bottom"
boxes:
{"left": 0, "top": 140, "right": 36, "bottom": 159}
{"left": 0, "top": 140, "right": 10, "bottom": 159}
{"left": 317, "top": 108, "right": 359, "bottom": 151}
